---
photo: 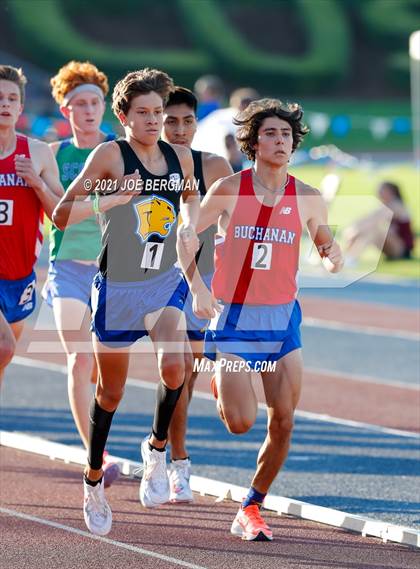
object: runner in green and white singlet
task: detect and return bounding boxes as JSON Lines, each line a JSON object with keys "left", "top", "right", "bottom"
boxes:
{"left": 44, "top": 61, "right": 119, "bottom": 487}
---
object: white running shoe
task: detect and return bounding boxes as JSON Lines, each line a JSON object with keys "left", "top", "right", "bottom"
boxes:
{"left": 169, "top": 458, "right": 193, "bottom": 503}
{"left": 139, "top": 436, "right": 170, "bottom": 508}
{"left": 83, "top": 477, "right": 112, "bottom": 536}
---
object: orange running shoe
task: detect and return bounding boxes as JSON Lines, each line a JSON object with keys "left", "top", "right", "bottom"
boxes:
{"left": 230, "top": 504, "right": 273, "bottom": 541}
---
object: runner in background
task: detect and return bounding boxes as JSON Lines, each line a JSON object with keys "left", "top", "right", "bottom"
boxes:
{"left": 162, "top": 86, "right": 233, "bottom": 502}
{"left": 44, "top": 61, "right": 120, "bottom": 487}
{"left": 0, "top": 65, "right": 62, "bottom": 386}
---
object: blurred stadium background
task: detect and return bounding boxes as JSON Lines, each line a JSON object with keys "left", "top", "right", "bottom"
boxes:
{"left": 1, "top": 3, "right": 420, "bottom": 553}
{"left": 1, "top": 0, "right": 419, "bottom": 276}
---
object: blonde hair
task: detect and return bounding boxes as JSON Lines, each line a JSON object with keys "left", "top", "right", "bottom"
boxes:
{"left": 50, "top": 61, "right": 108, "bottom": 105}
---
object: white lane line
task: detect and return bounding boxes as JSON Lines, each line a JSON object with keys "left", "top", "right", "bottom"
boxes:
{"left": 0, "top": 507, "right": 207, "bottom": 569}
{"left": 302, "top": 317, "right": 420, "bottom": 341}
{"left": 11, "top": 356, "right": 419, "bottom": 439}
{"left": 1, "top": 434, "right": 419, "bottom": 549}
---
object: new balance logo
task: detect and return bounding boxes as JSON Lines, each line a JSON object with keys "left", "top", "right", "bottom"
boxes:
{"left": 279, "top": 207, "right": 292, "bottom": 215}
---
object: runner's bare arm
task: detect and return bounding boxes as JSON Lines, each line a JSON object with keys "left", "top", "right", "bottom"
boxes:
{"left": 306, "top": 187, "right": 344, "bottom": 273}
{"left": 197, "top": 175, "right": 235, "bottom": 234}
{"left": 52, "top": 142, "right": 142, "bottom": 230}
{"left": 176, "top": 225, "right": 222, "bottom": 319}
{"left": 178, "top": 146, "right": 200, "bottom": 227}
{"left": 176, "top": 145, "right": 200, "bottom": 254}
{"left": 14, "top": 139, "right": 64, "bottom": 220}
{"left": 203, "top": 154, "right": 234, "bottom": 188}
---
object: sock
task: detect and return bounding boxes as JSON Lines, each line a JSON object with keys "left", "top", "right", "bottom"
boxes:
{"left": 88, "top": 399, "right": 116, "bottom": 470}
{"left": 242, "top": 487, "right": 267, "bottom": 509}
{"left": 171, "top": 456, "right": 190, "bottom": 462}
{"left": 84, "top": 473, "right": 103, "bottom": 487}
{"left": 152, "top": 380, "right": 185, "bottom": 442}
{"left": 148, "top": 441, "right": 166, "bottom": 453}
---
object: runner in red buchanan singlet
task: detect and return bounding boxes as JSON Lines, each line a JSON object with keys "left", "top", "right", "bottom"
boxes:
{"left": 0, "top": 65, "right": 63, "bottom": 386}
{"left": 177, "top": 98, "right": 344, "bottom": 541}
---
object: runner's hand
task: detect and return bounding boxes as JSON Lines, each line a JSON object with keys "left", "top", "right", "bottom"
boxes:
{"left": 319, "top": 240, "right": 344, "bottom": 272}
{"left": 192, "top": 286, "right": 223, "bottom": 319}
{"left": 14, "top": 154, "right": 43, "bottom": 192}
{"left": 113, "top": 169, "right": 143, "bottom": 205}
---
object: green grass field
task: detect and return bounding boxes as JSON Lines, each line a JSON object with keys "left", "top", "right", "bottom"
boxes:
{"left": 291, "top": 163, "right": 419, "bottom": 279}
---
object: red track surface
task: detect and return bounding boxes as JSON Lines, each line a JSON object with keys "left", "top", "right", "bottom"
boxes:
{"left": 300, "top": 297, "right": 419, "bottom": 334}
{"left": 13, "top": 333, "right": 420, "bottom": 434}
{"left": 10, "top": 271, "right": 418, "bottom": 436}
{"left": 1, "top": 447, "right": 418, "bottom": 569}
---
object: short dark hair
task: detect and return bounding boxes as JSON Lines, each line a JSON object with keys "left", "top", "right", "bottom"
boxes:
{"left": 0, "top": 65, "right": 27, "bottom": 104}
{"left": 234, "top": 98, "right": 309, "bottom": 161}
{"left": 112, "top": 68, "right": 174, "bottom": 116}
{"left": 165, "top": 86, "right": 197, "bottom": 114}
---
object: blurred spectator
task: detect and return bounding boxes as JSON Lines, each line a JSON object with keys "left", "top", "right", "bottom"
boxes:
{"left": 343, "top": 181, "right": 414, "bottom": 266}
{"left": 224, "top": 133, "right": 243, "bottom": 172}
{"left": 319, "top": 169, "right": 342, "bottom": 206}
{"left": 194, "top": 74, "right": 225, "bottom": 120}
{"left": 193, "top": 86, "right": 259, "bottom": 167}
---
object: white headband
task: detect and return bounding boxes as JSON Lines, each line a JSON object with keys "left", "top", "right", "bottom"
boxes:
{"left": 62, "top": 84, "right": 105, "bottom": 106}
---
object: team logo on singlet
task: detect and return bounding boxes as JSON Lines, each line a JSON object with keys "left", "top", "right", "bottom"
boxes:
{"left": 0, "top": 173, "right": 28, "bottom": 187}
{"left": 134, "top": 195, "right": 176, "bottom": 242}
{"left": 18, "top": 281, "right": 35, "bottom": 305}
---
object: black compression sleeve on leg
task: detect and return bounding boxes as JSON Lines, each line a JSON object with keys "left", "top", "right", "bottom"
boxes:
{"left": 152, "top": 380, "right": 185, "bottom": 442}
{"left": 88, "top": 398, "right": 115, "bottom": 470}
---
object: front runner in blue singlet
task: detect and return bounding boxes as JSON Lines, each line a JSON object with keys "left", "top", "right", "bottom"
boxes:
{"left": 44, "top": 61, "right": 119, "bottom": 487}
{"left": 53, "top": 68, "right": 200, "bottom": 537}
{"left": 162, "top": 86, "right": 232, "bottom": 503}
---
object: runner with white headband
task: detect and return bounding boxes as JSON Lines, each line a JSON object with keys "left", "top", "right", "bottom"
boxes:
{"left": 43, "top": 61, "right": 120, "bottom": 488}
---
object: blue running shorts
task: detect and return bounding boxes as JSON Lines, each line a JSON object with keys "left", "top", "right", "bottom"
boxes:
{"left": 42, "top": 260, "right": 98, "bottom": 307}
{"left": 91, "top": 266, "right": 188, "bottom": 347}
{"left": 0, "top": 271, "right": 37, "bottom": 323}
{"left": 204, "top": 299, "right": 302, "bottom": 370}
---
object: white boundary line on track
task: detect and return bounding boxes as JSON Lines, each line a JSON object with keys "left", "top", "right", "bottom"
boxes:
{"left": 11, "top": 356, "right": 420, "bottom": 439}
{"left": 1, "top": 431, "right": 419, "bottom": 549}
{"left": 0, "top": 506, "right": 207, "bottom": 569}
{"left": 302, "top": 317, "right": 420, "bottom": 342}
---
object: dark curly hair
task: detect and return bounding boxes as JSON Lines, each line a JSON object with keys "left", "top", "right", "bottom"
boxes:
{"left": 112, "top": 68, "right": 174, "bottom": 117}
{"left": 234, "top": 98, "right": 309, "bottom": 161}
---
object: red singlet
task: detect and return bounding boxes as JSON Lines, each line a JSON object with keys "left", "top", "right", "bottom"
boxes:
{"left": 0, "top": 135, "right": 44, "bottom": 280}
{"left": 212, "top": 168, "right": 302, "bottom": 304}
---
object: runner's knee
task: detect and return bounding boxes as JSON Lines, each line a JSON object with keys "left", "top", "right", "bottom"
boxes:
{"left": 268, "top": 413, "right": 294, "bottom": 441}
{"left": 159, "top": 355, "right": 185, "bottom": 389}
{"left": 0, "top": 335, "right": 15, "bottom": 368}
{"left": 96, "top": 383, "right": 124, "bottom": 411}
{"left": 67, "top": 352, "right": 94, "bottom": 379}
{"left": 224, "top": 410, "right": 254, "bottom": 434}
